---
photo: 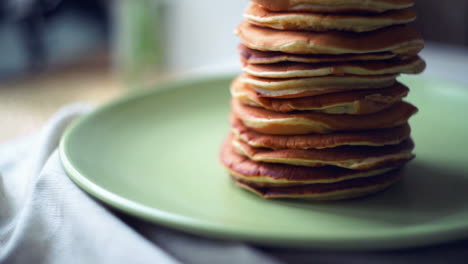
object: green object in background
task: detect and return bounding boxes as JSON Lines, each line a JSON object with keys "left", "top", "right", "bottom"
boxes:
{"left": 60, "top": 75, "right": 468, "bottom": 249}
{"left": 113, "top": 0, "right": 166, "bottom": 88}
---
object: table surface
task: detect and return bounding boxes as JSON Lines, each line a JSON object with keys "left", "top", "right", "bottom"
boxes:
{"left": 0, "top": 43, "right": 467, "bottom": 143}
{"left": 0, "top": 55, "right": 122, "bottom": 142}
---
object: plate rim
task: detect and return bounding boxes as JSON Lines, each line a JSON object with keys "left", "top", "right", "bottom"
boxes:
{"left": 59, "top": 74, "right": 468, "bottom": 250}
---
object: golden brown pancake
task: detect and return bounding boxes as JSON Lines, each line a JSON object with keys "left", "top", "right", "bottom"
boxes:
{"left": 238, "top": 44, "right": 404, "bottom": 64}
{"left": 251, "top": 0, "right": 414, "bottom": 13}
{"left": 231, "top": 78, "right": 409, "bottom": 114}
{"left": 236, "top": 21, "right": 424, "bottom": 55}
{"left": 232, "top": 172, "right": 402, "bottom": 200}
{"left": 240, "top": 74, "right": 397, "bottom": 98}
{"left": 245, "top": 4, "right": 417, "bottom": 32}
{"left": 220, "top": 135, "right": 403, "bottom": 187}
{"left": 241, "top": 56, "right": 425, "bottom": 78}
{"left": 231, "top": 116, "right": 411, "bottom": 149}
{"left": 232, "top": 135, "right": 415, "bottom": 170}
{"left": 232, "top": 99, "right": 417, "bottom": 135}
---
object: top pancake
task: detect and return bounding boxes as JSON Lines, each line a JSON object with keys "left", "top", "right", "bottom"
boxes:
{"left": 251, "top": 0, "right": 414, "bottom": 13}
{"left": 245, "top": 4, "right": 417, "bottom": 32}
{"left": 236, "top": 21, "right": 424, "bottom": 55}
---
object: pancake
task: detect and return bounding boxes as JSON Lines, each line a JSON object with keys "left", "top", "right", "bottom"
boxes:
{"left": 241, "top": 74, "right": 397, "bottom": 98}
{"left": 236, "top": 21, "right": 424, "bottom": 55}
{"left": 220, "top": 135, "right": 402, "bottom": 187}
{"left": 238, "top": 44, "right": 401, "bottom": 64}
{"left": 232, "top": 99, "right": 417, "bottom": 135}
{"left": 251, "top": 0, "right": 414, "bottom": 13}
{"left": 245, "top": 4, "right": 417, "bottom": 32}
{"left": 232, "top": 135, "right": 415, "bottom": 170}
{"left": 231, "top": 78, "right": 409, "bottom": 114}
{"left": 232, "top": 172, "right": 402, "bottom": 200}
{"left": 231, "top": 117, "right": 411, "bottom": 149}
{"left": 241, "top": 56, "right": 425, "bottom": 78}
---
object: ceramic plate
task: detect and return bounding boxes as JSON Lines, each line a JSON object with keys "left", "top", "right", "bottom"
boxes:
{"left": 60, "top": 74, "right": 468, "bottom": 249}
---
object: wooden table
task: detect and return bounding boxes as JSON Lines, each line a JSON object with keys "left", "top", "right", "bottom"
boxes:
{"left": 0, "top": 58, "right": 124, "bottom": 142}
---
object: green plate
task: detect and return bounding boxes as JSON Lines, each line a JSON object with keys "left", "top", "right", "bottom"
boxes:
{"left": 60, "top": 74, "right": 468, "bottom": 250}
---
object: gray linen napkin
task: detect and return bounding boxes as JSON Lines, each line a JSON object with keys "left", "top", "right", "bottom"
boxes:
{"left": 0, "top": 104, "right": 281, "bottom": 264}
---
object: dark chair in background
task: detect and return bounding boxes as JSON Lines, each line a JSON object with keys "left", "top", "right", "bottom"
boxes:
{"left": 0, "top": 0, "right": 108, "bottom": 80}
{"left": 415, "top": 0, "right": 468, "bottom": 46}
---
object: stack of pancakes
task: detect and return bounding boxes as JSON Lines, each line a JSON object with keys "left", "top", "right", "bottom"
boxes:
{"left": 220, "top": 0, "right": 425, "bottom": 200}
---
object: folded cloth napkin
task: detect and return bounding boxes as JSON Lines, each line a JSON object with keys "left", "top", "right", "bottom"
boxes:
{"left": 0, "top": 104, "right": 281, "bottom": 264}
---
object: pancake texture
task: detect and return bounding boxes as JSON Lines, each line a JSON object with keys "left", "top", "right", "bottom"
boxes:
{"left": 232, "top": 136, "right": 415, "bottom": 170}
{"left": 241, "top": 56, "right": 425, "bottom": 78}
{"left": 236, "top": 21, "right": 424, "bottom": 55}
{"left": 241, "top": 74, "right": 397, "bottom": 98}
{"left": 220, "top": 136, "right": 402, "bottom": 186}
{"left": 232, "top": 99, "right": 417, "bottom": 135}
{"left": 220, "top": 0, "right": 423, "bottom": 200}
{"left": 245, "top": 4, "right": 417, "bottom": 32}
{"left": 251, "top": 0, "right": 414, "bottom": 13}
{"left": 232, "top": 172, "right": 403, "bottom": 199}
{"left": 238, "top": 44, "right": 400, "bottom": 64}
{"left": 231, "top": 117, "right": 411, "bottom": 149}
{"left": 231, "top": 78, "right": 409, "bottom": 114}
{"left": 220, "top": 138, "right": 406, "bottom": 200}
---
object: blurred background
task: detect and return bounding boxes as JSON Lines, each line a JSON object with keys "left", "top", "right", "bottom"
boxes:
{"left": 0, "top": 0, "right": 467, "bottom": 141}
